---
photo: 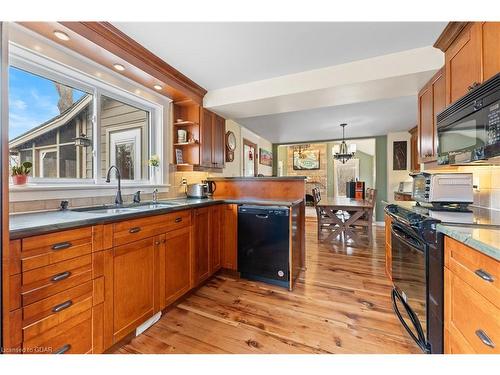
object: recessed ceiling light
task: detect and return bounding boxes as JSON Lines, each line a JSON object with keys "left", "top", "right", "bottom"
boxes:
{"left": 153, "top": 84, "right": 163, "bottom": 91}
{"left": 113, "top": 63, "right": 125, "bottom": 72}
{"left": 53, "top": 30, "right": 70, "bottom": 41}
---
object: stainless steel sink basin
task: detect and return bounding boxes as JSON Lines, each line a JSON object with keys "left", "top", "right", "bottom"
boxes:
{"left": 135, "top": 203, "right": 178, "bottom": 209}
{"left": 72, "top": 201, "right": 183, "bottom": 214}
{"left": 73, "top": 206, "right": 140, "bottom": 214}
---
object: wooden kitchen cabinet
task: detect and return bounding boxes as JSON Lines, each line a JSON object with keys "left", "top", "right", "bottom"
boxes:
{"left": 193, "top": 207, "right": 211, "bottom": 285}
{"left": 436, "top": 22, "right": 500, "bottom": 105}
{"left": 222, "top": 204, "right": 238, "bottom": 271}
{"left": 163, "top": 227, "right": 192, "bottom": 307}
{"left": 212, "top": 114, "right": 226, "bottom": 168}
{"left": 384, "top": 214, "right": 392, "bottom": 281}
{"left": 445, "top": 23, "right": 482, "bottom": 104}
{"left": 200, "top": 108, "right": 214, "bottom": 168}
{"left": 200, "top": 108, "right": 225, "bottom": 169}
{"left": 482, "top": 22, "right": 500, "bottom": 81}
{"left": 109, "top": 237, "right": 157, "bottom": 344}
{"left": 417, "top": 67, "right": 445, "bottom": 163}
{"left": 210, "top": 205, "right": 223, "bottom": 273}
{"left": 444, "top": 236, "right": 500, "bottom": 354}
{"left": 409, "top": 126, "right": 419, "bottom": 173}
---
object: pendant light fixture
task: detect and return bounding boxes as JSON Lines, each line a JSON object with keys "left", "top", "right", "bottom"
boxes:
{"left": 333, "top": 123, "right": 356, "bottom": 164}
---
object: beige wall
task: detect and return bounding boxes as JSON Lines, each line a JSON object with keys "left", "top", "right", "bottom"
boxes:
{"left": 442, "top": 165, "right": 500, "bottom": 210}
{"left": 168, "top": 119, "right": 273, "bottom": 199}
{"left": 207, "top": 119, "right": 273, "bottom": 178}
{"left": 387, "top": 131, "right": 412, "bottom": 203}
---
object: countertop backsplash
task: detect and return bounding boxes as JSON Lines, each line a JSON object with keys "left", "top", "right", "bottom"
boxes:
{"left": 457, "top": 165, "right": 500, "bottom": 210}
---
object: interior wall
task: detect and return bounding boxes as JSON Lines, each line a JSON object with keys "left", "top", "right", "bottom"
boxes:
{"left": 423, "top": 164, "right": 500, "bottom": 211}
{"left": 375, "top": 135, "right": 388, "bottom": 222}
{"left": 386, "top": 131, "right": 412, "bottom": 203}
{"left": 240, "top": 125, "right": 273, "bottom": 176}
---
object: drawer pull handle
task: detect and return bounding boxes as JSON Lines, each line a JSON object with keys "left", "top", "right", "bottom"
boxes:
{"left": 129, "top": 227, "right": 141, "bottom": 233}
{"left": 475, "top": 269, "right": 494, "bottom": 283}
{"left": 52, "top": 242, "right": 72, "bottom": 250}
{"left": 475, "top": 329, "right": 495, "bottom": 348}
{"left": 175, "top": 217, "right": 182, "bottom": 223}
{"left": 155, "top": 241, "right": 161, "bottom": 245}
{"left": 52, "top": 300, "right": 73, "bottom": 313}
{"left": 51, "top": 271, "right": 71, "bottom": 282}
{"left": 53, "top": 344, "right": 71, "bottom": 354}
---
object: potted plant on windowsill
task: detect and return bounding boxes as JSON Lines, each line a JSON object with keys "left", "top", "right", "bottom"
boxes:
{"left": 11, "top": 161, "right": 33, "bottom": 186}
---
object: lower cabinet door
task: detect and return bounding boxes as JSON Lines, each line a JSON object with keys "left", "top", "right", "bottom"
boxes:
{"left": 164, "top": 227, "right": 192, "bottom": 306}
{"left": 112, "top": 237, "right": 155, "bottom": 343}
{"left": 210, "top": 205, "right": 223, "bottom": 273}
{"left": 193, "top": 207, "right": 210, "bottom": 285}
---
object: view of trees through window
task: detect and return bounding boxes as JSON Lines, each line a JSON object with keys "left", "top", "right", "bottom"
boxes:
{"left": 9, "top": 66, "right": 93, "bottom": 179}
{"left": 8, "top": 66, "right": 151, "bottom": 182}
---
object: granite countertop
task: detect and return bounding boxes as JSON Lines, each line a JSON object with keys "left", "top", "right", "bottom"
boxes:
{"left": 10, "top": 197, "right": 303, "bottom": 239}
{"left": 437, "top": 224, "right": 500, "bottom": 261}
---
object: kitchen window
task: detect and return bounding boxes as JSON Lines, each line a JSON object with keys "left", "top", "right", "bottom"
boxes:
{"left": 8, "top": 47, "right": 164, "bottom": 188}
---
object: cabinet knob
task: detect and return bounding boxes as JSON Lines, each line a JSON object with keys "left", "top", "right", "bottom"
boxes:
{"left": 474, "top": 269, "right": 494, "bottom": 283}
{"left": 52, "top": 300, "right": 73, "bottom": 313}
{"left": 468, "top": 82, "right": 480, "bottom": 91}
{"left": 51, "top": 271, "right": 71, "bottom": 282}
{"left": 475, "top": 329, "right": 495, "bottom": 348}
{"left": 53, "top": 344, "right": 71, "bottom": 354}
{"left": 52, "top": 242, "right": 72, "bottom": 251}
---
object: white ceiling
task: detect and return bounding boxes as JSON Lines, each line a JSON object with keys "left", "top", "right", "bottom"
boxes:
{"left": 113, "top": 22, "right": 447, "bottom": 90}
{"left": 114, "top": 22, "right": 446, "bottom": 144}
{"left": 236, "top": 96, "right": 417, "bottom": 144}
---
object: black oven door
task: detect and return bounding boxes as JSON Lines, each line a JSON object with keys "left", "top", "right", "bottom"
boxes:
{"left": 391, "top": 222, "right": 430, "bottom": 353}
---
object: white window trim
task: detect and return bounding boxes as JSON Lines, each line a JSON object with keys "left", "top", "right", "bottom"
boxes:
{"left": 7, "top": 34, "right": 171, "bottom": 200}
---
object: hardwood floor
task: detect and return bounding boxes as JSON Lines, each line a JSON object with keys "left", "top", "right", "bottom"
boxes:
{"left": 113, "top": 222, "right": 420, "bottom": 354}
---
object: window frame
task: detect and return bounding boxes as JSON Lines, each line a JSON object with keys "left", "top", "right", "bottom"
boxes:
{"left": 8, "top": 43, "right": 165, "bottom": 187}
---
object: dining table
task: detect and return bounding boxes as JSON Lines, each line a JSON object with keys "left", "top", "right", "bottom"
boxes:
{"left": 316, "top": 197, "right": 374, "bottom": 244}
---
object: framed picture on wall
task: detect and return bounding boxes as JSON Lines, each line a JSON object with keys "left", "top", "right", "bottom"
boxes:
{"left": 393, "top": 141, "right": 407, "bottom": 170}
{"left": 259, "top": 148, "right": 273, "bottom": 166}
{"left": 293, "top": 148, "right": 320, "bottom": 170}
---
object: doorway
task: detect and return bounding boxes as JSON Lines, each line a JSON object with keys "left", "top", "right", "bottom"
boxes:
{"left": 242, "top": 138, "right": 258, "bottom": 177}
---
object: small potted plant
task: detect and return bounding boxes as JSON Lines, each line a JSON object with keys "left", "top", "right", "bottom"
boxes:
{"left": 11, "top": 161, "right": 33, "bottom": 185}
{"left": 148, "top": 155, "right": 161, "bottom": 184}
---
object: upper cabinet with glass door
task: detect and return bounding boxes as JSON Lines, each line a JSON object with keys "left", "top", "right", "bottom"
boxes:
{"left": 8, "top": 66, "right": 94, "bottom": 181}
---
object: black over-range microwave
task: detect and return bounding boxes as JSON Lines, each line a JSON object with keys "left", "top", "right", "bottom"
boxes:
{"left": 437, "top": 72, "right": 500, "bottom": 165}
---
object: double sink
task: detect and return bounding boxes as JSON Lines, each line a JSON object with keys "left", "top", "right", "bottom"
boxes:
{"left": 72, "top": 201, "right": 184, "bottom": 215}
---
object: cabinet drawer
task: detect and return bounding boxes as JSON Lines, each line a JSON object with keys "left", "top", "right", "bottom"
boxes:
{"left": 445, "top": 269, "right": 500, "bottom": 353}
{"left": 22, "top": 281, "right": 93, "bottom": 341}
{"left": 23, "top": 309, "right": 92, "bottom": 354}
{"left": 445, "top": 328, "right": 476, "bottom": 354}
{"left": 20, "top": 254, "right": 92, "bottom": 306}
{"left": 113, "top": 210, "right": 191, "bottom": 246}
{"left": 20, "top": 229, "right": 93, "bottom": 273}
{"left": 445, "top": 236, "right": 500, "bottom": 309}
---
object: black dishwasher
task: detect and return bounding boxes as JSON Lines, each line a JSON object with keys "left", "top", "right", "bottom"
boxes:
{"left": 238, "top": 205, "right": 290, "bottom": 288}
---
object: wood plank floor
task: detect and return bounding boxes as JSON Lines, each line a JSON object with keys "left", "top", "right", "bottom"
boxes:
{"left": 113, "top": 222, "right": 420, "bottom": 354}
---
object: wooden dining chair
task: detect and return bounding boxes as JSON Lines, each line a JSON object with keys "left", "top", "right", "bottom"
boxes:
{"left": 351, "top": 188, "right": 377, "bottom": 243}
{"left": 312, "top": 188, "right": 338, "bottom": 239}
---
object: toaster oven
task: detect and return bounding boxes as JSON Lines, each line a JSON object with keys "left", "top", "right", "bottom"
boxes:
{"left": 411, "top": 173, "right": 473, "bottom": 204}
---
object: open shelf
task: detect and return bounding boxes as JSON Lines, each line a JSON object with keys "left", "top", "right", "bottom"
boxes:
{"left": 175, "top": 163, "right": 194, "bottom": 172}
{"left": 174, "top": 121, "right": 198, "bottom": 126}
{"left": 173, "top": 141, "right": 199, "bottom": 146}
